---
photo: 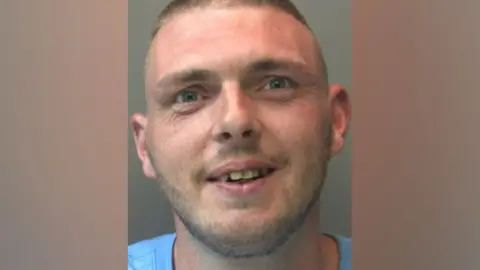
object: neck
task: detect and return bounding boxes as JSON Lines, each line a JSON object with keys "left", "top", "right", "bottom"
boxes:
{"left": 172, "top": 206, "right": 338, "bottom": 270}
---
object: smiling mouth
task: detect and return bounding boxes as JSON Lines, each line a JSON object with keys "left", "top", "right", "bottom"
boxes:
{"left": 207, "top": 168, "right": 276, "bottom": 184}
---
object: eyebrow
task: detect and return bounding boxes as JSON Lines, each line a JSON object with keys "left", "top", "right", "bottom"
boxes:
{"left": 154, "top": 58, "right": 313, "bottom": 91}
{"left": 155, "top": 69, "right": 215, "bottom": 90}
{"left": 243, "top": 58, "right": 311, "bottom": 76}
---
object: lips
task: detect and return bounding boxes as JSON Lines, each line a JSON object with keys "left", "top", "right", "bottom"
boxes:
{"left": 206, "top": 159, "right": 278, "bottom": 183}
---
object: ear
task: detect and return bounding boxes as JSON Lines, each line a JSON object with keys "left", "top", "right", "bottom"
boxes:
{"left": 328, "top": 84, "right": 351, "bottom": 156}
{"left": 131, "top": 113, "right": 157, "bottom": 179}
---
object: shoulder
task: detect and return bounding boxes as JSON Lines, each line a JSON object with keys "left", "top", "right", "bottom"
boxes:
{"left": 128, "top": 233, "right": 176, "bottom": 270}
{"left": 328, "top": 233, "right": 351, "bottom": 270}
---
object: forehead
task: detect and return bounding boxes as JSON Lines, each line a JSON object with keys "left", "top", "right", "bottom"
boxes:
{"left": 149, "top": 6, "right": 320, "bottom": 80}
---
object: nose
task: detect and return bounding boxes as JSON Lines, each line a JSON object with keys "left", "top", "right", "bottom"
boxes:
{"left": 211, "top": 85, "right": 260, "bottom": 144}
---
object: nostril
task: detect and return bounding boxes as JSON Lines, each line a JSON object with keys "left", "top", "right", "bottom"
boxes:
{"left": 220, "top": 132, "right": 232, "bottom": 140}
{"left": 242, "top": 129, "right": 253, "bottom": 138}
{"left": 216, "top": 129, "right": 254, "bottom": 141}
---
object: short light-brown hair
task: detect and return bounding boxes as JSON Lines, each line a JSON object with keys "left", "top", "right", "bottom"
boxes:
{"left": 147, "top": 0, "right": 328, "bottom": 86}
{"left": 151, "top": 0, "right": 311, "bottom": 40}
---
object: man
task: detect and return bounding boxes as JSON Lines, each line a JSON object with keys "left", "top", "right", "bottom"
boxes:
{"left": 129, "top": 0, "right": 351, "bottom": 269}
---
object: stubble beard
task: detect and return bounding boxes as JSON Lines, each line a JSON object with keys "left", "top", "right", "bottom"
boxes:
{"left": 145, "top": 123, "right": 332, "bottom": 259}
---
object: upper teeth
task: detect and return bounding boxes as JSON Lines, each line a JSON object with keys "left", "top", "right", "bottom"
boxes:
{"left": 219, "top": 169, "right": 269, "bottom": 182}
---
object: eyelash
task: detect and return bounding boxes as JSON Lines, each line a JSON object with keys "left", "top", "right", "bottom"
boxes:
{"left": 170, "top": 76, "right": 297, "bottom": 106}
{"left": 261, "top": 76, "right": 297, "bottom": 90}
{"left": 172, "top": 86, "right": 207, "bottom": 104}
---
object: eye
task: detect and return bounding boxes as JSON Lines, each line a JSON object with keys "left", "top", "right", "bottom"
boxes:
{"left": 175, "top": 90, "right": 202, "bottom": 104}
{"left": 264, "top": 77, "right": 293, "bottom": 90}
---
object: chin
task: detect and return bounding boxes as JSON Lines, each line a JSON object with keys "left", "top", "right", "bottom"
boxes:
{"left": 214, "top": 219, "right": 270, "bottom": 240}
{"left": 181, "top": 209, "right": 297, "bottom": 257}
{"left": 209, "top": 206, "right": 284, "bottom": 235}
{"left": 176, "top": 185, "right": 318, "bottom": 257}
{"left": 201, "top": 221, "right": 284, "bottom": 258}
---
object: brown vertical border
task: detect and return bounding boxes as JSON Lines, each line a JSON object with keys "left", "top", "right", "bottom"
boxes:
{"left": 353, "top": 0, "right": 480, "bottom": 269}
{"left": 0, "top": 1, "right": 127, "bottom": 269}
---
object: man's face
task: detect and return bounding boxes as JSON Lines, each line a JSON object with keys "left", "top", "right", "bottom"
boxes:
{"left": 133, "top": 6, "right": 349, "bottom": 257}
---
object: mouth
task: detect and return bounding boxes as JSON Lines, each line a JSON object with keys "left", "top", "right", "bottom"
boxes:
{"left": 207, "top": 168, "right": 276, "bottom": 184}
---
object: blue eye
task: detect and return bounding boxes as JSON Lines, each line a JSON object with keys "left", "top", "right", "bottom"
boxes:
{"left": 265, "top": 77, "right": 292, "bottom": 90}
{"left": 175, "top": 91, "right": 200, "bottom": 103}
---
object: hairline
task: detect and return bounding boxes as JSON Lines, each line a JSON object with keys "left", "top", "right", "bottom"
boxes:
{"left": 152, "top": 1, "right": 312, "bottom": 41}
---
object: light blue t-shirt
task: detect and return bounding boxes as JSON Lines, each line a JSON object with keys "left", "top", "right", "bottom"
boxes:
{"left": 128, "top": 233, "right": 351, "bottom": 270}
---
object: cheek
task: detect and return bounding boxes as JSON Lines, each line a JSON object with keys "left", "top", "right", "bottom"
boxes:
{"left": 149, "top": 118, "right": 207, "bottom": 179}
{"left": 265, "top": 102, "right": 328, "bottom": 187}
{"left": 267, "top": 102, "right": 327, "bottom": 150}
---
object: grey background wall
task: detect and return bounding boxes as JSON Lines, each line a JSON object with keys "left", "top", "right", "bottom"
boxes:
{"left": 128, "top": 0, "right": 351, "bottom": 244}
